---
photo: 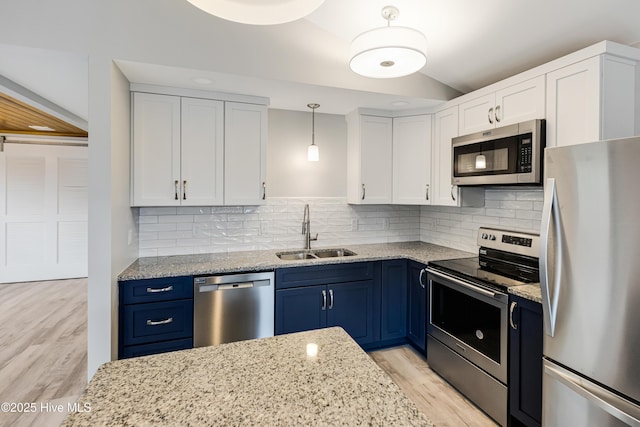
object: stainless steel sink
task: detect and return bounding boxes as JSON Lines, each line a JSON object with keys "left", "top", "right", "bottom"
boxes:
{"left": 277, "top": 252, "right": 317, "bottom": 261}
{"left": 276, "top": 248, "right": 356, "bottom": 261}
{"left": 312, "top": 248, "right": 356, "bottom": 258}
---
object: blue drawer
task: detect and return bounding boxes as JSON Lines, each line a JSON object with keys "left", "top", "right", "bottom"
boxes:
{"left": 122, "top": 300, "right": 193, "bottom": 346}
{"left": 121, "top": 338, "right": 193, "bottom": 359}
{"left": 120, "top": 276, "right": 193, "bottom": 304}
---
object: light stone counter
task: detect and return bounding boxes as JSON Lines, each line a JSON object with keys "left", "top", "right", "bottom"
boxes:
{"left": 63, "top": 327, "right": 432, "bottom": 426}
{"left": 508, "top": 283, "right": 542, "bottom": 304}
{"left": 118, "top": 241, "right": 474, "bottom": 281}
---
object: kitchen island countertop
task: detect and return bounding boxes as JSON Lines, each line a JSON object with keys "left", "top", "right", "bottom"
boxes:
{"left": 63, "top": 327, "right": 432, "bottom": 426}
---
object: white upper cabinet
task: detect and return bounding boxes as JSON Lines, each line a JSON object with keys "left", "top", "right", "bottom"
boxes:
{"left": 131, "top": 92, "right": 181, "bottom": 206}
{"left": 347, "top": 112, "right": 393, "bottom": 204}
{"left": 392, "top": 114, "right": 432, "bottom": 205}
{"left": 224, "top": 102, "right": 268, "bottom": 205}
{"left": 131, "top": 92, "right": 266, "bottom": 207}
{"left": 432, "top": 106, "right": 459, "bottom": 207}
{"left": 180, "top": 97, "right": 224, "bottom": 206}
{"left": 546, "top": 54, "right": 638, "bottom": 147}
{"left": 458, "top": 76, "right": 545, "bottom": 135}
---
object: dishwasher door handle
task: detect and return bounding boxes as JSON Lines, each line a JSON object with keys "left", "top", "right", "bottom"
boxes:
{"left": 198, "top": 282, "right": 254, "bottom": 292}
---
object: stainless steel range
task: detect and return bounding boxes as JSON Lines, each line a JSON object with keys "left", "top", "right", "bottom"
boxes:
{"left": 426, "top": 227, "right": 540, "bottom": 426}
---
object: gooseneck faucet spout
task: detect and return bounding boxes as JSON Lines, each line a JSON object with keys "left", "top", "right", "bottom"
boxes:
{"left": 302, "top": 204, "right": 318, "bottom": 250}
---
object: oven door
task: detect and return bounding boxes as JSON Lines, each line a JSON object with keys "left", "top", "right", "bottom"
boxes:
{"left": 427, "top": 268, "right": 508, "bottom": 383}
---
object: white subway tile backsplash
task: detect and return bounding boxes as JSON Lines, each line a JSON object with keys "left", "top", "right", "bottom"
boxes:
{"left": 420, "top": 188, "right": 543, "bottom": 253}
{"left": 135, "top": 190, "right": 543, "bottom": 257}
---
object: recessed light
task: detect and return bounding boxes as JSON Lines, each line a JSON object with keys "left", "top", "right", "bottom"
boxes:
{"left": 29, "top": 125, "right": 56, "bottom": 131}
{"left": 191, "top": 77, "right": 213, "bottom": 85}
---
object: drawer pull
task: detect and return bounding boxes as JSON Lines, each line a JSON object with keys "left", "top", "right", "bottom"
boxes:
{"left": 146, "top": 317, "right": 174, "bottom": 326}
{"left": 146, "top": 285, "right": 174, "bottom": 293}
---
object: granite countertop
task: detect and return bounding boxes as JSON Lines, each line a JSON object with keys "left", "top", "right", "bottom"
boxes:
{"left": 118, "top": 241, "right": 475, "bottom": 281}
{"left": 118, "top": 241, "right": 543, "bottom": 303}
{"left": 509, "top": 283, "right": 542, "bottom": 303}
{"left": 63, "top": 327, "right": 432, "bottom": 426}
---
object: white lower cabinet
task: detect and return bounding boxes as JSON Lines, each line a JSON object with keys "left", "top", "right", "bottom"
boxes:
{"left": 392, "top": 115, "right": 432, "bottom": 205}
{"left": 546, "top": 54, "right": 638, "bottom": 148}
{"left": 131, "top": 92, "right": 267, "bottom": 207}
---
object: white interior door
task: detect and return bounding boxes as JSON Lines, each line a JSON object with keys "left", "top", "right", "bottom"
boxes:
{"left": 0, "top": 143, "right": 88, "bottom": 283}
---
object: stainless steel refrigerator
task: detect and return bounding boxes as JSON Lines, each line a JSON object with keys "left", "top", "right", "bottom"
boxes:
{"left": 541, "top": 137, "right": 640, "bottom": 426}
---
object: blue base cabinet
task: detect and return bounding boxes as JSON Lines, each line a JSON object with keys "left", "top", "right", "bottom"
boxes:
{"left": 380, "top": 259, "right": 408, "bottom": 342}
{"left": 407, "top": 261, "right": 427, "bottom": 353}
{"left": 275, "top": 262, "right": 381, "bottom": 346}
{"left": 119, "top": 276, "right": 194, "bottom": 359}
{"left": 509, "top": 295, "right": 543, "bottom": 427}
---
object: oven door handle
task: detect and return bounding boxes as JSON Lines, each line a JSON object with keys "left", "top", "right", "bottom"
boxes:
{"left": 427, "top": 269, "right": 502, "bottom": 300}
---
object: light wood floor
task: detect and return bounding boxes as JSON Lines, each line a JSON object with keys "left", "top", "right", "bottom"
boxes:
{"left": 0, "top": 278, "right": 496, "bottom": 426}
{"left": 369, "top": 345, "right": 498, "bottom": 426}
{"left": 0, "top": 278, "right": 87, "bottom": 427}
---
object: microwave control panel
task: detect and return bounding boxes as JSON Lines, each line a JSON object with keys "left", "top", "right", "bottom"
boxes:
{"left": 517, "top": 134, "right": 533, "bottom": 173}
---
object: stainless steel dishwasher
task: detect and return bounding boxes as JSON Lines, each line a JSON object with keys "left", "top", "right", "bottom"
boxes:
{"left": 193, "top": 271, "right": 274, "bottom": 347}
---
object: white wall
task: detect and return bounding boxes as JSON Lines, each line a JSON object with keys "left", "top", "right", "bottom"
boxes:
{"left": 268, "top": 109, "right": 346, "bottom": 197}
{"left": 87, "top": 57, "right": 138, "bottom": 375}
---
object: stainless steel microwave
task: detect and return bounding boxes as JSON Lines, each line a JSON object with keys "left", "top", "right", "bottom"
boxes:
{"left": 452, "top": 119, "right": 545, "bottom": 186}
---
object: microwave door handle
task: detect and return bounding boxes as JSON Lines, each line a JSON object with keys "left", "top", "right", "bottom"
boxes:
{"left": 540, "top": 177, "right": 562, "bottom": 337}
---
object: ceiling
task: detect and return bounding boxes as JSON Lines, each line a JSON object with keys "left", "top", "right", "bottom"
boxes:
{"left": 118, "top": 0, "right": 640, "bottom": 114}
{"left": 2, "top": 0, "right": 640, "bottom": 121}
{"left": 0, "top": 90, "right": 87, "bottom": 138}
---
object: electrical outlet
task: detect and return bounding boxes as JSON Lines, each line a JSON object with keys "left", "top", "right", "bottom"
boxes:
{"left": 127, "top": 229, "right": 133, "bottom": 245}
{"left": 382, "top": 218, "right": 390, "bottom": 230}
{"left": 351, "top": 219, "right": 358, "bottom": 231}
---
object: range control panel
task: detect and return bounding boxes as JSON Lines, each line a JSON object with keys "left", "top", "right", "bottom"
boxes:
{"left": 478, "top": 227, "right": 539, "bottom": 257}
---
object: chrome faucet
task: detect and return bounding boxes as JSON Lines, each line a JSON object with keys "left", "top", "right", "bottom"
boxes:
{"left": 302, "top": 203, "right": 318, "bottom": 250}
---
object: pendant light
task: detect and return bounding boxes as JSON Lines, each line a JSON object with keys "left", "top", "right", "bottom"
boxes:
{"left": 185, "top": 0, "right": 325, "bottom": 25}
{"left": 307, "top": 103, "right": 320, "bottom": 162}
{"left": 350, "top": 5, "right": 428, "bottom": 78}
{"left": 475, "top": 153, "right": 487, "bottom": 169}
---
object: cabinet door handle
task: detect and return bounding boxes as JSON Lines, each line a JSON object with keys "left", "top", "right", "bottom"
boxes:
{"left": 262, "top": 181, "right": 266, "bottom": 200}
{"left": 328, "top": 289, "right": 334, "bottom": 310}
{"left": 419, "top": 269, "right": 426, "bottom": 288}
{"left": 495, "top": 105, "right": 501, "bottom": 123}
{"left": 321, "top": 290, "right": 327, "bottom": 311}
{"left": 451, "top": 185, "right": 457, "bottom": 201}
{"left": 146, "top": 317, "right": 174, "bottom": 326}
{"left": 425, "top": 184, "right": 429, "bottom": 201}
{"left": 146, "top": 285, "right": 174, "bottom": 293}
{"left": 509, "top": 301, "right": 518, "bottom": 330}
{"left": 183, "top": 180, "right": 187, "bottom": 200}
{"left": 488, "top": 107, "right": 494, "bottom": 124}
{"left": 174, "top": 180, "right": 179, "bottom": 200}
{"left": 362, "top": 183, "right": 366, "bottom": 200}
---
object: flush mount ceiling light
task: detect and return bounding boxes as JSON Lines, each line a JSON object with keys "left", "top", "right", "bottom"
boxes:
{"left": 185, "top": 0, "right": 325, "bottom": 25}
{"left": 350, "top": 5, "right": 428, "bottom": 79}
{"left": 307, "top": 103, "right": 320, "bottom": 162}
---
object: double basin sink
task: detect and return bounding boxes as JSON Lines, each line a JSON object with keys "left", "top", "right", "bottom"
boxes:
{"left": 276, "top": 248, "right": 357, "bottom": 261}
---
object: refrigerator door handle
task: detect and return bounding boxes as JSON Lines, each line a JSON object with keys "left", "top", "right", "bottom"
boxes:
{"left": 545, "top": 361, "right": 640, "bottom": 425}
{"left": 540, "top": 177, "right": 562, "bottom": 336}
